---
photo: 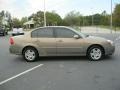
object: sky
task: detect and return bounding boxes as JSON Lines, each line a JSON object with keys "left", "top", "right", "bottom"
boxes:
{"left": 0, "top": 0, "right": 120, "bottom": 19}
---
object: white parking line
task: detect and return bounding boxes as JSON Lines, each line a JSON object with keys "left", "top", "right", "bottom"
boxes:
{"left": 0, "top": 64, "right": 43, "bottom": 85}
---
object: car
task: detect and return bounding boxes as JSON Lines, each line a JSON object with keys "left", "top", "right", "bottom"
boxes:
{"left": 12, "top": 28, "right": 24, "bottom": 36}
{"left": 9, "top": 26, "right": 115, "bottom": 62}
{"left": 0, "top": 27, "right": 6, "bottom": 36}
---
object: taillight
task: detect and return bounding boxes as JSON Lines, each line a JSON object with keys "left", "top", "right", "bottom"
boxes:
{"left": 10, "top": 37, "right": 14, "bottom": 45}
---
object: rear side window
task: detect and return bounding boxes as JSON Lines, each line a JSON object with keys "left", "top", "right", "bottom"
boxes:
{"left": 31, "top": 28, "right": 54, "bottom": 38}
{"left": 31, "top": 30, "right": 38, "bottom": 38}
{"left": 55, "top": 28, "right": 76, "bottom": 38}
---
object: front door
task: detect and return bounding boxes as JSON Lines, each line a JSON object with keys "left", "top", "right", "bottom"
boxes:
{"left": 55, "top": 27, "right": 84, "bottom": 56}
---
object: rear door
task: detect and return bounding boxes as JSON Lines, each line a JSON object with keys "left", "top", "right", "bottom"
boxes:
{"left": 33, "top": 27, "right": 56, "bottom": 56}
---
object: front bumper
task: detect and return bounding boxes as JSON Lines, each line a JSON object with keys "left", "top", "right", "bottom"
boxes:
{"left": 105, "top": 45, "right": 115, "bottom": 55}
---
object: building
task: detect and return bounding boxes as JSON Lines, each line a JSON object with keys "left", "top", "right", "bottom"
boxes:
{"left": 23, "top": 19, "right": 35, "bottom": 29}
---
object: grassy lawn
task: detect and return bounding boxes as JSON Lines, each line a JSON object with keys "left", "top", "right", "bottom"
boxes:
{"left": 72, "top": 25, "right": 120, "bottom": 31}
{"left": 95, "top": 25, "right": 120, "bottom": 31}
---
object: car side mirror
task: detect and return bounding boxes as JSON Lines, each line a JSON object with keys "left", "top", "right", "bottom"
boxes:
{"left": 73, "top": 35, "right": 80, "bottom": 39}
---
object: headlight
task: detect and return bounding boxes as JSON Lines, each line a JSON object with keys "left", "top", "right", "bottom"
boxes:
{"left": 107, "top": 40, "right": 113, "bottom": 45}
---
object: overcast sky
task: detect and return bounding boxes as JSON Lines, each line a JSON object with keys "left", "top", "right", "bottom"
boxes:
{"left": 0, "top": 0, "right": 120, "bottom": 19}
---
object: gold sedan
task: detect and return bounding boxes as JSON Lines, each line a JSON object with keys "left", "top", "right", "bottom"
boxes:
{"left": 9, "top": 26, "right": 115, "bottom": 62}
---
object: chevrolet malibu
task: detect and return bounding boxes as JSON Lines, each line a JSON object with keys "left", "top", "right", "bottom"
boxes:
{"left": 9, "top": 26, "right": 115, "bottom": 62}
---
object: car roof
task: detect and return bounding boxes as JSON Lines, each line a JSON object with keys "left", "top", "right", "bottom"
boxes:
{"left": 31, "top": 26, "right": 71, "bottom": 32}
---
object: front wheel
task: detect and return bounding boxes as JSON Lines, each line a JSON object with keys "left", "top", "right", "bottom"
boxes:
{"left": 23, "top": 47, "right": 38, "bottom": 62}
{"left": 87, "top": 46, "right": 104, "bottom": 61}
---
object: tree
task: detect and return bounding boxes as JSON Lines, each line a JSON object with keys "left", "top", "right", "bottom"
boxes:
{"left": 85, "top": 16, "right": 92, "bottom": 26}
{"left": 0, "top": 10, "right": 12, "bottom": 30}
{"left": 6, "top": 11, "right": 12, "bottom": 29}
{"left": 64, "top": 11, "right": 83, "bottom": 26}
{"left": 28, "top": 11, "right": 62, "bottom": 27}
{"left": 84, "top": 12, "right": 110, "bottom": 26}
{"left": 46, "top": 11, "right": 62, "bottom": 26}
{"left": 0, "top": 13, "right": 2, "bottom": 25}
{"left": 0, "top": 11, "right": 5, "bottom": 25}
{"left": 12, "top": 18, "right": 21, "bottom": 28}
{"left": 20, "top": 17, "right": 28, "bottom": 26}
{"left": 113, "top": 4, "right": 120, "bottom": 27}
{"left": 1, "top": 10, "right": 5, "bottom": 17}
{"left": 100, "top": 12, "right": 109, "bottom": 26}
{"left": 93, "top": 14, "right": 102, "bottom": 25}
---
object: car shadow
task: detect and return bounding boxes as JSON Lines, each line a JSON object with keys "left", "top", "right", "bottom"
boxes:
{"left": 13, "top": 56, "right": 88, "bottom": 63}
{"left": 38, "top": 56, "right": 88, "bottom": 62}
{"left": 103, "top": 55, "right": 115, "bottom": 61}
{"left": 13, "top": 55, "right": 114, "bottom": 63}
{"left": 37, "top": 56, "right": 114, "bottom": 62}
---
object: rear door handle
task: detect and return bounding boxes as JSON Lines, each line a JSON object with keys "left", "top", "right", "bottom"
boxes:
{"left": 34, "top": 40, "right": 38, "bottom": 43}
{"left": 58, "top": 40, "right": 63, "bottom": 42}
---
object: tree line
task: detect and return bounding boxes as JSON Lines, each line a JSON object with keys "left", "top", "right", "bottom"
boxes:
{"left": 0, "top": 4, "right": 120, "bottom": 29}
{"left": 0, "top": 11, "right": 12, "bottom": 29}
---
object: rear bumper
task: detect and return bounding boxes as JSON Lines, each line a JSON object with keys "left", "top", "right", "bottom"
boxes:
{"left": 12, "top": 33, "right": 24, "bottom": 36}
{"left": 0, "top": 32, "right": 4, "bottom": 34}
{"left": 9, "top": 45, "right": 22, "bottom": 55}
{"left": 0, "top": 32, "right": 4, "bottom": 35}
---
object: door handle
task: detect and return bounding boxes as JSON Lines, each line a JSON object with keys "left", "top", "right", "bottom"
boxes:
{"left": 58, "top": 40, "right": 63, "bottom": 42}
{"left": 34, "top": 40, "right": 39, "bottom": 43}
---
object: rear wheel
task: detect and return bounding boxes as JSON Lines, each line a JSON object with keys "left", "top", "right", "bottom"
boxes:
{"left": 23, "top": 47, "right": 39, "bottom": 62}
{"left": 87, "top": 46, "right": 104, "bottom": 61}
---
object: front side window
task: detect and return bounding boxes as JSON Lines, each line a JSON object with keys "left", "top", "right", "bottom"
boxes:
{"left": 31, "top": 28, "right": 54, "bottom": 38}
{"left": 55, "top": 28, "right": 77, "bottom": 38}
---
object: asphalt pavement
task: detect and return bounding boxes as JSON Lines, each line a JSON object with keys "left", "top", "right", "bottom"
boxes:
{"left": 0, "top": 33, "right": 120, "bottom": 90}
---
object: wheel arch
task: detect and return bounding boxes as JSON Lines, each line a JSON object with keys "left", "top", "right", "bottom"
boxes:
{"left": 22, "top": 45, "right": 39, "bottom": 55}
{"left": 86, "top": 44, "right": 105, "bottom": 55}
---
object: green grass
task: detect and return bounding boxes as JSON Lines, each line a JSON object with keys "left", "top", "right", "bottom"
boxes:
{"left": 94, "top": 25, "right": 120, "bottom": 31}
{"left": 72, "top": 25, "right": 120, "bottom": 31}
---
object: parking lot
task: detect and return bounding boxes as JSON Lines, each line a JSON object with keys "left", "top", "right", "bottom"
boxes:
{"left": 0, "top": 33, "right": 120, "bottom": 90}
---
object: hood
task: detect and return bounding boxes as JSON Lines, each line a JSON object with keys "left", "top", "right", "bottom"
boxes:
{"left": 88, "top": 35, "right": 107, "bottom": 40}
{"left": 84, "top": 35, "right": 108, "bottom": 43}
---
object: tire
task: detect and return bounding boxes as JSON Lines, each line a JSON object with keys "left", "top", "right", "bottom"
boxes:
{"left": 6, "top": 32, "right": 8, "bottom": 35}
{"left": 23, "top": 47, "right": 39, "bottom": 62}
{"left": 12, "top": 34, "right": 15, "bottom": 36}
{"left": 3, "top": 33, "right": 5, "bottom": 36}
{"left": 87, "top": 46, "right": 104, "bottom": 61}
